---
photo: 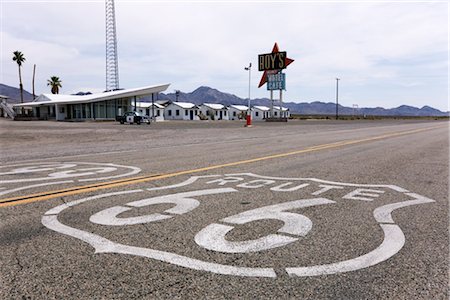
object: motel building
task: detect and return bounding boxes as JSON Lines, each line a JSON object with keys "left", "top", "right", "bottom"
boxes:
{"left": 13, "top": 84, "right": 170, "bottom": 121}
{"left": 251, "top": 105, "right": 270, "bottom": 121}
{"left": 135, "top": 101, "right": 165, "bottom": 122}
{"left": 251, "top": 105, "right": 290, "bottom": 120}
{"left": 164, "top": 101, "right": 200, "bottom": 120}
{"left": 199, "top": 103, "right": 229, "bottom": 120}
{"left": 228, "top": 105, "right": 248, "bottom": 120}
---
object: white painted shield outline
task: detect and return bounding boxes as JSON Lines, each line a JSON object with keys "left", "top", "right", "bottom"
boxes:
{"left": 0, "top": 161, "right": 141, "bottom": 197}
{"left": 41, "top": 174, "right": 435, "bottom": 278}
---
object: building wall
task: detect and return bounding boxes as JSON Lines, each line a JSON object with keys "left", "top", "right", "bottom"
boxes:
{"left": 199, "top": 106, "right": 229, "bottom": 120}
{"left": 164, "top": 104, "right": 199, "bottom": 120}
{"left": 251, "top": 109, "right": 269, "bottom": 121}
{"left": 228, "top": 108, "right": 246, "bottom": 120}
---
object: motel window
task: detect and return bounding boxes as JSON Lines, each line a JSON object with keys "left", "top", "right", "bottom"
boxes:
{"left": 233, "top": 111, "right": 236, "bottom": 117}
{"left": 168, "top": 110, "right": 172, "bottom": 116}
{"left": 255, "top": 111, "right": 259, "bottom": 117}
{"left": 185, "top": 110, "right": 188, "bottom": 116}
{"left": 176, "top": 110, "right": 180, "bottom": 116}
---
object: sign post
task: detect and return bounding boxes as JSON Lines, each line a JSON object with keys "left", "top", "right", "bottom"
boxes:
{"left": 258, "top": 43, "right": 294, "bottom": 122}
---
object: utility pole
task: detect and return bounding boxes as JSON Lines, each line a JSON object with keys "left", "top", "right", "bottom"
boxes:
{"left": 32, "top": 64, "right": 36, "bottom": 100}
{"left": 244, "top": 63, "right": 252, "bottom": 126}
{"left": 335, "top": 78, "right": 340, "bottom": 120}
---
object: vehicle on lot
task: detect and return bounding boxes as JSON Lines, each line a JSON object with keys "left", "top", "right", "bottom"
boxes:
{"left": 116, "top": 111, "right": 150, "bottom": 125}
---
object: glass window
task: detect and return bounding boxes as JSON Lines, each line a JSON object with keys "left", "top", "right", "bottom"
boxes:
{"left": 176, "top": 110, "right": 180, "bottom": 116}
{"left": 185, "top": 110, "right": 188, "bottom": 116}
{"left": 256, "top": 111, "right": 259, "bottom": 117}
{"left": 233, "top": 111, "right": 236, "bottom": 117}
{"left": 168, "top": 110, "right": 172, "bottom": 116}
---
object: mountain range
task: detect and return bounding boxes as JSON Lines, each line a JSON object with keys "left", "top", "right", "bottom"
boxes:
{"left": 1, "top": 83, "right": 447, "bottom": 117}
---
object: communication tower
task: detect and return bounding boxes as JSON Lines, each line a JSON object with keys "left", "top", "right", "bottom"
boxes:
{"left": 105, "top": 0, "right": 119, "bottom": 91}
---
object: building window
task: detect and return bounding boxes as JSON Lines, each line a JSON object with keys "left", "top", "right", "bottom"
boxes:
{"left": 256, "top": 111, "right": 259, "bottom": 117}
{"left": 215, "top": 111, "right": 218, "bottom": 116}
{"left": 274, "top": 111, "right": 278, "bottom": 116}
{"left": 185, "top": 110, "right": 188, "bottom": 116}
{"left": 157, "top": 110, "right": 160, "bottom": 116}
{"left": 176, "top": 110, "right": 180, "bottom": 116}
{"left": 59, "top": 107, "right": 65, "bottom": 114}
{"left": 168, "top": 110, "right": 172, "bottom": 116}
{"left": 224, "top": 111, "right": 227, "bottom": 116}
{"left": 206, "top": 110, "right": 209, "bottom": 116}
{"left": 233, "top": 111, "right": 236, "bottom": 117}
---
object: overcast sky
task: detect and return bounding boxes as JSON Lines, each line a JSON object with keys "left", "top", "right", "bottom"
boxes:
{"left": 1, "top": 0, "right": 448, "bottom": 111}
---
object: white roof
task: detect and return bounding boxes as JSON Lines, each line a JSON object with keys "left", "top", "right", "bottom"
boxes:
{"left": 14, "top": 84, "right": 170, "bottom": 107}
{"left": 170, "top": 102, "right": 197, "bottom": 109}
{"left": 229, "top": 105, "right": 248, "bottom": 111}
{"left": 273, "top": 106, "right": 289, "bottom": 111}
{"left": 252, "top": 105, "right": 270, "bottom": 111}
{"left": 135, "top": 101, "right": 164, "bottom": 109}
{"left": 202, "top": 103, "right": 226, "bottom": 110}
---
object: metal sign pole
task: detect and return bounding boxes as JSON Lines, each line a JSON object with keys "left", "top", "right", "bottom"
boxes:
{"left": 270, "top": 90, "right": 273, "bottom": 118}
{"left": 279, "top": 89, "right": 283, "bottom": 119}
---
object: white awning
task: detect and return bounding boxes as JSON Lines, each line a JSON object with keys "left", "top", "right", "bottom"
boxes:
{"left": 14, "top": 84, "right": 170, "bottom": 107}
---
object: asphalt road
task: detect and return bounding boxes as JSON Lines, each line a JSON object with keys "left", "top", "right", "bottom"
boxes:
{"left": 0, "top": 119, "right": 448, "bottom": 299}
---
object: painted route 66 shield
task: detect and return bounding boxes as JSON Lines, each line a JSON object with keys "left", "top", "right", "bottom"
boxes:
{"left": 42, "top": 173, "right": 435, "bottom": 278}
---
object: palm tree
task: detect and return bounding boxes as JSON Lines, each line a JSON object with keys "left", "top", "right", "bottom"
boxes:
{"left": 47, "top": 76, "right": 62, "bottom": 94}
{"left": 12, "top": 51, "right": 26, "bottom": 105}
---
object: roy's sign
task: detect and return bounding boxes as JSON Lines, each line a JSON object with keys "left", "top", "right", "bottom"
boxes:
{"left": 258, "top": 51, "right": 287, "bottom": 71}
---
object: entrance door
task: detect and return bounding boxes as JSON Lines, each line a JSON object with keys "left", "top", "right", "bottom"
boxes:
{"left": 190, "top": 110, "right": 194, "bottom": 120}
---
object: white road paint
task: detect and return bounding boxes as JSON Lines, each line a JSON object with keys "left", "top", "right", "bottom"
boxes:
{"left": 286, "top": 224, "right": 405, "bottom": 277}
{"left": 42, "top": 173, "right": 435, "bottom": 278}
{"left": 0, "top": 162, "right": 141, "bottom": 186}
{"left": 226, "top": 173, "right": 409, "bottom": 193}
{"left": 147, "top": 175, "right": 220, "bottom": 191}
{"left": 44, "top": 190, "right": 143, "bottom": 215}
{"left": 270, "top": 182, "right": 309, "bottom": 192}
{"left": 343, "top": 188, "right": 385, "bottom": 201}
{"left": 42, "top": 205, "right": 276, "bottom": 278}
{"left": 48, "top": 167, "right": 118, "bottom": 179}
{"left": 90, "top": 188, "right": 236, "bottom": 226}
{"left": 0, "top": 163, "right": 77, "bottom": 175}
{"left": 195, "top": 198, "right": 334, "bottom": 253}
{"left": 311, "top": 184, "right": 344, "bottom": 195}
{"left": 236, "top": 180, "right": 276, "bottom": 189}
{"left": 373, "top": 193, "right": 435, "bottom": 223}
{"left": 195, "top": 223, "right": 298, "bottom": 253}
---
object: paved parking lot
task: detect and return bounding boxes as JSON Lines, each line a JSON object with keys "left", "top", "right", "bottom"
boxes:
{"left": 0, "top": 118, "right": 448, "bottom": 299}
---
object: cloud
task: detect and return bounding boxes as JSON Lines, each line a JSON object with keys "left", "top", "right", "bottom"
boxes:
{"left": 1, "top": 1, "right": 448, "bottom": 110}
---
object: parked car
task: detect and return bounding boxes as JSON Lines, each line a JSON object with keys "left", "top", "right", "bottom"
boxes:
{"left": 116, "top": 111, "right": 150, "bottom": 125}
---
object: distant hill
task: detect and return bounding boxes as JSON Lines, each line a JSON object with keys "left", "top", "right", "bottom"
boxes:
{"left": 0, "top": 83, "right": 447, "bottom": 116}
{"left": 158, "top": 86, "right": 448, "bottom": 117}
{"left": 0, "top": 83, "right": 35, "bottom": 104}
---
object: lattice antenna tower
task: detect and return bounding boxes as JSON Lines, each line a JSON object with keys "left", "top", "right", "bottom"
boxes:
{"left": 106, "top": 0, "right": 119, "bottom": 91}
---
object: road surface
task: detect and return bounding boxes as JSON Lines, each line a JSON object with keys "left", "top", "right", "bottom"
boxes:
{"left": 0, "top": 119, "right": 448, "bottom": 299}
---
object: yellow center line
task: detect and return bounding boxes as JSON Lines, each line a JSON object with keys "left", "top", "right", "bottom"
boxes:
{"left": 0, "top": 124, "right": 445, "bottom": 208}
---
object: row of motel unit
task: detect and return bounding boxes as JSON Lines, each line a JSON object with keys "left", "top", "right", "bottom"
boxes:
{"left": 13, "top": 84, "right": 290, "bottom": 121}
